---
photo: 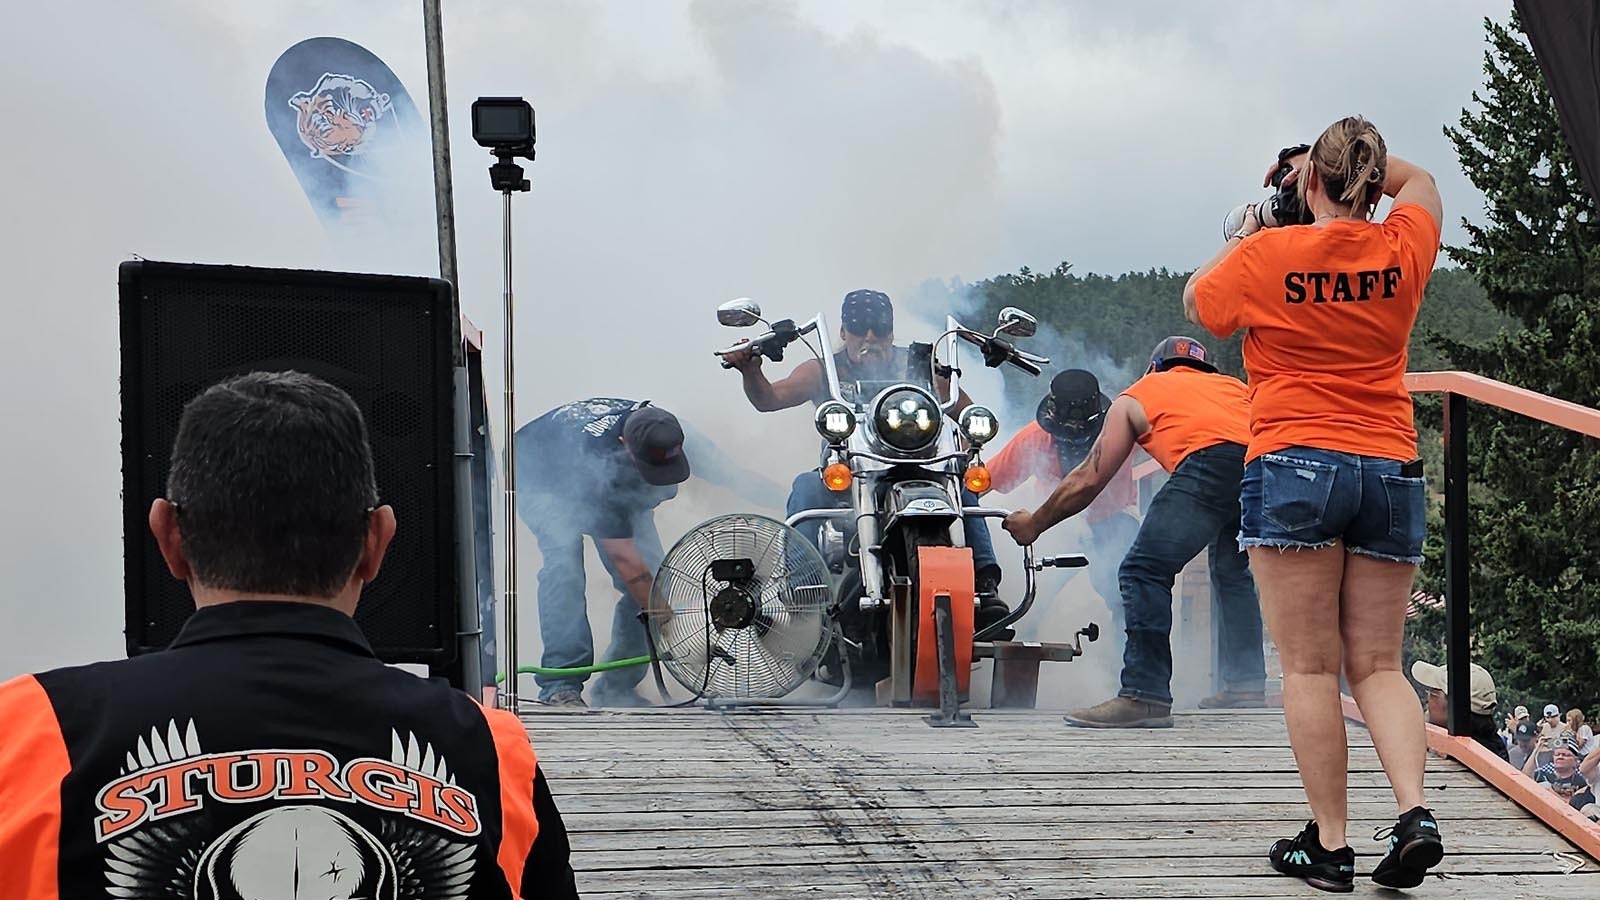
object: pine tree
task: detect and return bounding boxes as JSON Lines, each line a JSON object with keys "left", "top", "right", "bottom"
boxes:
{"left": 1423, "top": 13, "right": 1600, "bottom": 715}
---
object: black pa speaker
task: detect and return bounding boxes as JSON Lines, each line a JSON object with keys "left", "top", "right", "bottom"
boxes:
{"left": 120, "top": 261, "right": 458, "bottom": 664}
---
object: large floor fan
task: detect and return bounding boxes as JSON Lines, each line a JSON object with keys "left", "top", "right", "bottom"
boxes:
{"left": 649, "top": 514, "right": 833, "bottom": 700}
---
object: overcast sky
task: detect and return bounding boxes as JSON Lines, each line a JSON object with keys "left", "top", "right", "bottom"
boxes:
{"left": 0, "top": 0, "right": 1510, "bottom": 678}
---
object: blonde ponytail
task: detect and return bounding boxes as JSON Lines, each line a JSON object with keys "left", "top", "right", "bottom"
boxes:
{"left": 1310, "top": 116, "right": 1388, "bottom": 218}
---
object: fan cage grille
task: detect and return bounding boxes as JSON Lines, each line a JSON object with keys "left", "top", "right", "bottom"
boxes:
{"left": 650, "top": 514, "right": 834, "bottom": 699}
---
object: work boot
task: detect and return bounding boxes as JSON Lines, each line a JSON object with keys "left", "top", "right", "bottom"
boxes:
{"left": 541, "top": 688, "right": 587, "bottom": 708}
{"left": 974, "top": 565, "right": 1015, "bottom": 640}
{"left": 1198, "top": 688, "right": 1268, "bottom": 709}
{"left": 1064, "top": 695, "right": 1173, "bottom": 729}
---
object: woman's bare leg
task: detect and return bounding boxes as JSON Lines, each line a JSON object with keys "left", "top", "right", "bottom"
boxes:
{"left": 1340, "top": 554, "right": 1427, "bottom": 813}
{"left": 1249, "top": 545, "right": 1350, "bottom": 847}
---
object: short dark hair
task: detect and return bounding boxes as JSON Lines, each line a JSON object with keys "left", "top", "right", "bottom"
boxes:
{"left": 166, "top": 371, "right": 379, "bottom": 597}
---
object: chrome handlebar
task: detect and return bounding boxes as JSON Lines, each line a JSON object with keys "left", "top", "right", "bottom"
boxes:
{"left": 961, "top": 506, "right": 1086, "bottom": 640}
{"left": 714, "top": 319, "right": 821, "bottom": 368}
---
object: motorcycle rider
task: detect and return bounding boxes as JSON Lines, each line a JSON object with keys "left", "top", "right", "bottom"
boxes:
{"left": 515, "top": 399, "right": 690, "bottom": 708}
{"left": 984, "top": 369, "right": 1141, "bottom": 641}
{"left": 719, "top": 289, "right": 1012, "bottom": 634}
{"left": 1002, "top": 337, "right": 1266, "bottom": 728}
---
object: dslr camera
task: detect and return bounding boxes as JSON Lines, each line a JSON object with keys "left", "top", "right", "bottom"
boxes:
{"left": 1222, "top": 143, "right": 1312, "bottom": 239}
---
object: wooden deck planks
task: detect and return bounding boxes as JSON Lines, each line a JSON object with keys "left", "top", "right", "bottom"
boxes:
{"left": 525, "top": 707, "right": 1599, "bottom": 899}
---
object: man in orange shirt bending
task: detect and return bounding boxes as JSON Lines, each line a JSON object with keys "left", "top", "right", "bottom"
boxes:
{"left": 984, "top": 370, "right": 1140, "bottom": 642}
{"left": 1003, "top": 337, "right": 1264, "bottom": 728}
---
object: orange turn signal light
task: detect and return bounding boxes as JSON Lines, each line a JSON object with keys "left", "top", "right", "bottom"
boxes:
{"left": 822, "top": 462, "right": 853, "bottom": 492}
{"left": 964, "top": 464, "right": 991, "bottom": 494}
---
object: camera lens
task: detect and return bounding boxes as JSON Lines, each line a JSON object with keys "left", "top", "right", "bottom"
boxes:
{"left": 1258, "top": 198, "right": 1281, "bottom": 229}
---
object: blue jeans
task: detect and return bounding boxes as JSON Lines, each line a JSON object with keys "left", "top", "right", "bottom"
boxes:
{"left": 1239, "top": 447, "right": 1425, "bottom": 564}
{"left": 785, "top": 471, "right": 999, "bottom": 574}
{"left": 523, "top": 498, "right": 666, "bottom": 702}
{"left": 1118, "top": 443, "right": 1265, "bottom": 705}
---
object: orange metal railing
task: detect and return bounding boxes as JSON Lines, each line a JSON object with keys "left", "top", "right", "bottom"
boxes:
{"left": 1391, "top": 372, "right": 1598, "bottom": 858}
{"left": 1406, "top": 370, "right": 1600, "bottom": 438}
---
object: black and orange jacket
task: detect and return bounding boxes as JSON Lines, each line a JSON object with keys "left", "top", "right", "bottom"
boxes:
{"left": 0, "top": 601, "right": 578, "bottom": 900}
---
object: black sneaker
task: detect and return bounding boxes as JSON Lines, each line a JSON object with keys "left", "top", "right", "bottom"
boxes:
{"left": 1371, "top": 806, "right": 1444, "bottom": 889}
{"left": 1269, "top": 820, "right": 1355, "bottom": 893}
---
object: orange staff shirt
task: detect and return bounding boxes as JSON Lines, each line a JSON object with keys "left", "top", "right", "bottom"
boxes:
{"left": 1121, "top": 366, "right": 1252, "bottom": 473}
{"left": 1193, "top": 203, "right": 1440, "bottom": 462}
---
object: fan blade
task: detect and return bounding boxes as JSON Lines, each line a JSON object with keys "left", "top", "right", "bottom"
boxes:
{"left": 754, "top": 614, "right": 825, "bottom": 665}
{"left": 737, "top": 631, "right": 805, "bottom": 695}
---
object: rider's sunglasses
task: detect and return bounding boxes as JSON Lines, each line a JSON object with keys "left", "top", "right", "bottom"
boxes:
{"left": 844, "top": 318, "right": 892, "bottom": 338}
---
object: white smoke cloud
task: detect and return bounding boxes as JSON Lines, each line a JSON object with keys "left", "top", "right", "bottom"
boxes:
{"left": 0, "top": 0, "right": 1507, "bottom": 683}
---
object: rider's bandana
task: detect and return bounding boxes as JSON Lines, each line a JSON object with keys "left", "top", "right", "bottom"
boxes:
{"left": 841, "top": 290, "right": 894, "bottom": 336}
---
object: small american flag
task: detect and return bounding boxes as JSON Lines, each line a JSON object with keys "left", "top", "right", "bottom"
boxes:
{"left": 1406, "top": 591, "right": 1446, "bottom": 620}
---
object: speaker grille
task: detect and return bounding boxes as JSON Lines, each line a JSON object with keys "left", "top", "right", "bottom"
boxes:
{"left": 121, "top": 262, "right": 456, "bottom": 662}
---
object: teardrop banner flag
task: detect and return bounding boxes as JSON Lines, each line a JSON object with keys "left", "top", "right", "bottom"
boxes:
{"left": 265, "top": 37, "right": 434, "bottom": 271}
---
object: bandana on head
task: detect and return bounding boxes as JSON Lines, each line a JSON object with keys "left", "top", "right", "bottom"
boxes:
{"left": 841, "top": 290, "right": 894, "bottom": 336}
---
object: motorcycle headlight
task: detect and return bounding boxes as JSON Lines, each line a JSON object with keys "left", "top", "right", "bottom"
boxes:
{"left": 958, "top": 405, "right": 998, "bottom": 447}
{"left": 871, "top": 386, "right": 941, "bottom": 453}
{"left": 814, "top": 400, "right": 857, "bottom": 444}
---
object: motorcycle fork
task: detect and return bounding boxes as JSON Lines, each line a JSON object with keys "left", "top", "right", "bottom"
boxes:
{"left": 855, "top": 476, "right": 885, "bottom": 603}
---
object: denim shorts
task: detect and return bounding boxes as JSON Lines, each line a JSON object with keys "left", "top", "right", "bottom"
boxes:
{"left": 1239, "top": 446, "right": 1425, "bottom": 564}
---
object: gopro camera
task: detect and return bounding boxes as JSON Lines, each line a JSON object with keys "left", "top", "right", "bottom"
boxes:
{"left": 472, "top": 97, "right": 536, "bottom": 158}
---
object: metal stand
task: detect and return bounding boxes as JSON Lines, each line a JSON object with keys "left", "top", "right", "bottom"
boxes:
{"left": 705, "top": 652, "right": 855, "bottom": 711}
{"left": 493, "top": 155, "right": 531, "bottom": 713}
{"left": 924, "top": 593, "right": 976, "bottom": 728}
{"left": 421, "top": 0, "right": 479, "bottom": 693}
{"left": 450, "top": 367, "right": 483, "bottom": 694}
{"left": 638, "top": 610, "right": 673, "bottom": 703}
{"left": 976, "top": 623, "right": 1099, "bottom": 709}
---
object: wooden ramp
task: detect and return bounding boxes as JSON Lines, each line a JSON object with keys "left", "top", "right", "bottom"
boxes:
{"left": 526, "top": 707, "right": 1599, "bottom": 899}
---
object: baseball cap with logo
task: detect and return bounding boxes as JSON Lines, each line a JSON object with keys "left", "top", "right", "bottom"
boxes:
{"left": 1514, "top": 705, "right": 1530, "bottom": 719}
{"left": 1147, "top": 335, "right": 1218, "bottom": 374}
{"left": 1544, "top": 704, "right": 1562, "bottom": 718}
{"left": 1514, "top": 721, "right": 1538, "bottom": 742}
{"left": 622, "top": 407, "right": 691, "bottom": 486}
{"left": 1410, "top": 660, "right": 1498, "bottom": 716}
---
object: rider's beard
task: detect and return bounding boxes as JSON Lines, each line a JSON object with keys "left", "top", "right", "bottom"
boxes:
{"left": 855, "top": 343, "right": 892, "bottom": 375}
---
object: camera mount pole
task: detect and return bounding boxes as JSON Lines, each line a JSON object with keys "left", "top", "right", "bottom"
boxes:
{"left": 492, "top": 153, "right": 531, "bottom": 712}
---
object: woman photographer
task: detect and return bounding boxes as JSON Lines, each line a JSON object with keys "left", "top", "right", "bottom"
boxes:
{"left": 1182, "top": 116, "right": 1443, "bottom": 894}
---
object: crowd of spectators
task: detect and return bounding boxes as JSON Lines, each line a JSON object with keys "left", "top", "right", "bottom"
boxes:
{"left": 1501, "top": 703, "right": 1600, "bottom": 820}
{"left": 1412, "top": 660, "right": 1599, "bottom": 822}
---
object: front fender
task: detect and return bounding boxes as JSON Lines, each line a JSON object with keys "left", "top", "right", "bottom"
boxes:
{"left": 883, "top": 480, "right": 960, "bottom": 535}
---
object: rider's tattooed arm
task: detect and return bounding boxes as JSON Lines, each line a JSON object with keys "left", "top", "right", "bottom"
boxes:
{"left": 1029, "top": 396, "right": 1148, "bottom": 535}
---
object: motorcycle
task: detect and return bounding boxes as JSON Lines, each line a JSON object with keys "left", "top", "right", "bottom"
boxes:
{"left": 714, "top": 300, "right": 1090, "bottom": 705}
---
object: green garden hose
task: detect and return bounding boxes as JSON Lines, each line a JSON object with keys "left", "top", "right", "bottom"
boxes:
{"left": 494, "top": 655, "right": 654, "bottom": 684}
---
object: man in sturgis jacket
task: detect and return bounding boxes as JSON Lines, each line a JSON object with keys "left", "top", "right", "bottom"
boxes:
{"left": 0, "top": 372, "right": 579, "bottom": 900}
